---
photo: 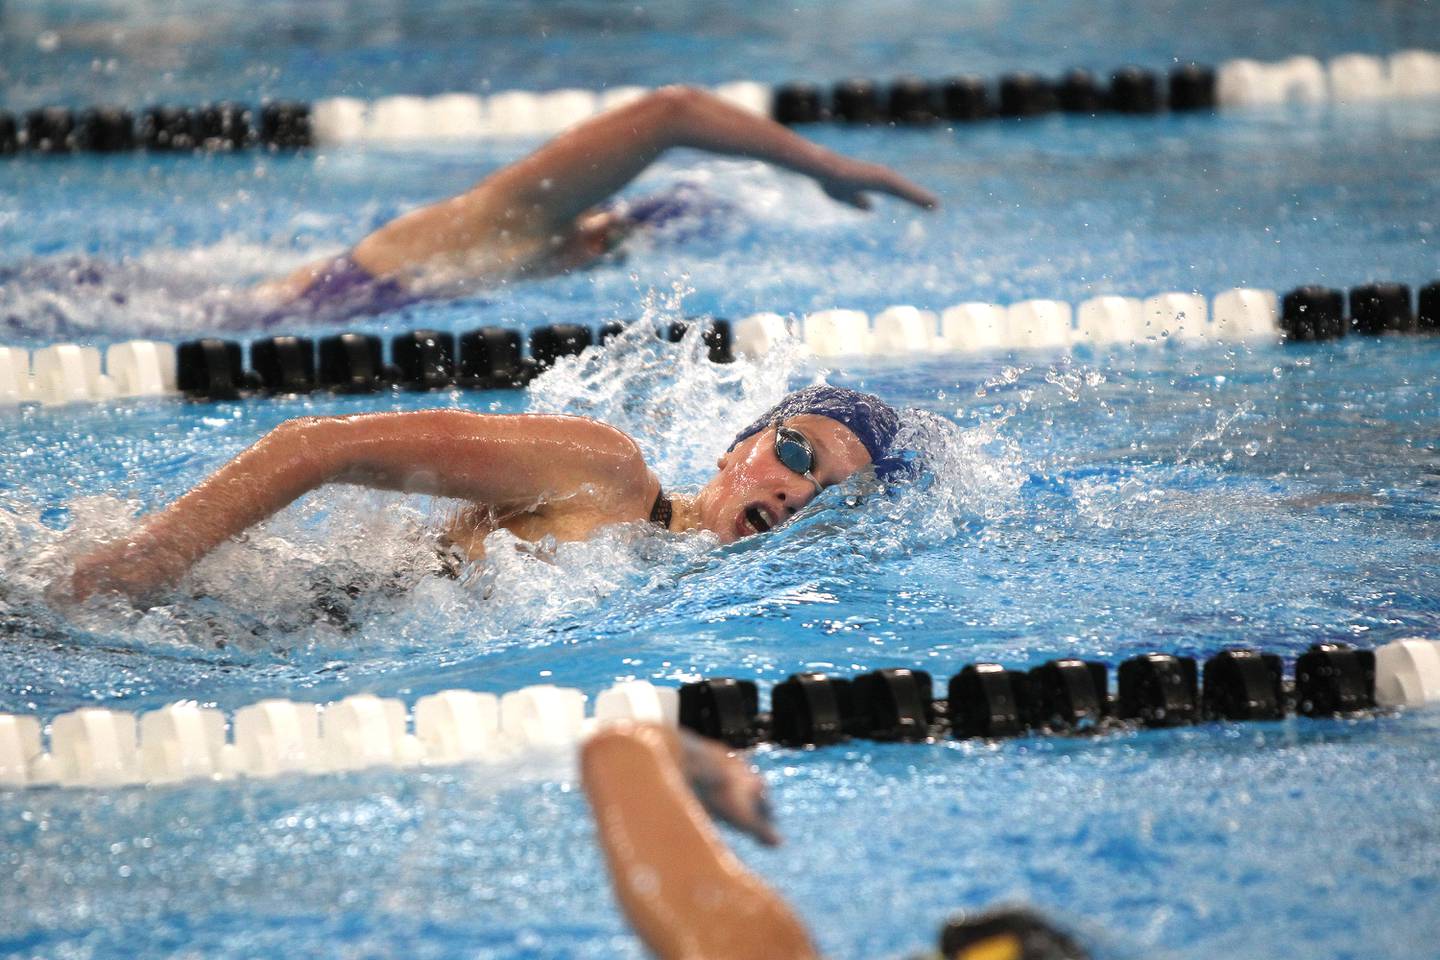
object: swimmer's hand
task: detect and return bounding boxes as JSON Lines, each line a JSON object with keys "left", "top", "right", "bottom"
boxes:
{"left": 679, "top": 729, "right": 782, "bottom": 847}
{"left": 816, "top": 158, "right": 939, "bottom": 212}
{"left": 55, "top": 534, "right": 183, "bottom": 605}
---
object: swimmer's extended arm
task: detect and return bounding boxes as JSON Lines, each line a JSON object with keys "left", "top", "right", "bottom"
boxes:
{"left": 349, "top": 85, "right": 938, "bottom": 275}
{"left": 582, "top": 723, "right": 819, "bottom": 960}
{"left": 62, "top": 411, "right": 652, "bottom": 601}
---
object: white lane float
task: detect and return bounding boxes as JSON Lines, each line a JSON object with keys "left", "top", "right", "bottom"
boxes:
{"left": 1212, "top": 288, "right": 1281, "bottom": 341}
{"left": 1329, "top": 54, "right": 1391, "bottom": 103}
{"left": 1007, "top": 300, "right": 1073, "bottom": 350}
{"left": 233, "top": 699, "right": 323, "bottom": 778}
{"left": 32, "top": 344, "right": 112, "bottom": 405}
{"left": 139, "top": 703, "right": 227, "bottom": 783}
{"left": 429, "top": 93, "right": 487, "bottom": 138}
{"left": 365, "top": 95, "right": 432, "bottom": 142}
{"left": 321, "top": 694, "right": 415, "bottom": 771}
{"left": 500, "top": 685, "right": 587, "bottom": 749}
{"left": 0, "top": 347, "right": 30, "bottom": 406}
{"left": 485, "top": 91, "right": 548, "bottom": 138}
{"left": 0, "top": 714, "right": 42, "bottom": 787}
{"left": 311, "top": 97, "right": 366, "bottom": 145}
{"left": 870, "top": 305, "right": 937, "bottom": 355}
{"left": 1374, "top": 639, "right": 1440, "bottom": 708}
{"left": 1076, "top": 296, "right": 1143, "bottom": 345}
{"left": 1390, "top": 50, "right": 1440, "bottom": 99}
{"left": 1276, "top": 56, "right": 1329, "bottom": 104}
{"left": 106, "top": 340, "right": 176, "bottom": 398}
{"left": 594, "top": 681, "right": 671, "bottom": 726}
{"left": 537, "top": 89, "right": 600, "bottom": 133}
{"left": 714, "top": 81, "right": 772, "bottom": 116}
{"left": 598, "top": 86, "right": 650, "bottom": 112}
{"left": 414, "top": 690, "right": 502, "bottom": 763}
{"left": 1143, "top": 292, "right": 1210, "bottom": 343}
{"left": 734, "top": 312, "right": 793, "bottom": 359}
{"left": 940, "top": 303, "right": 1008, "bottom": 353}
{"left": 49, "top": 708, "right": 140, "bottom": 787}
{"left": 803, "top": 309, "right": 871, "bottom": 357}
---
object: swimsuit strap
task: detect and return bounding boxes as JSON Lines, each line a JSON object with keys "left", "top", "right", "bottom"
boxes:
{"left": 649, "top": 489, "right": 673, "bottom": 530}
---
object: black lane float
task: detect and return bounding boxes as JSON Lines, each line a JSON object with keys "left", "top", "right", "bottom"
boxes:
{"left": 2, "top": 101, "right": 312, "bottom": 156}
{"left": 173, "top": 319, "right": 734, "bottom": 401}
{"left": 775, "top": 62, "right": 1212, "bottom": 127}
{"left": 678, "top": 643, "right": 1381, "bottom": 749}
{"left": 1279, "top": 281, "right": 1440, "bottom": 341}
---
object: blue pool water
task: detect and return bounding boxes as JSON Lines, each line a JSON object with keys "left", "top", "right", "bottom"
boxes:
{"left": 4, "top": 2, "right": 1440, "bottom": 958}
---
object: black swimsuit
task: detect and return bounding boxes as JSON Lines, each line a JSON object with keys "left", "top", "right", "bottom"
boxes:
{"left": 425, "top": 493, "right": 670, "bottom": 587}
{"left": 650, "top": 490, "right": 673, "bottom": 530}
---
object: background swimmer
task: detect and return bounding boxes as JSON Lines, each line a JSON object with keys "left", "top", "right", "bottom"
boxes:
{"left": 249, "top": 85, "right": 938, "bottom": 322}
{"left": 60, "top": 386, "right": 907, "bottom": 602}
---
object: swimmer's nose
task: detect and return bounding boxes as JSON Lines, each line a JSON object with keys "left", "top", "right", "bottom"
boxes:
{"left": 774, "top": 486, "right": 807, "bottom": 516}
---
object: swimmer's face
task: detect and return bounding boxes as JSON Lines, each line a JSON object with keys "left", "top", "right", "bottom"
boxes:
{"left": 693, "top": 414, "right": 872, "bottom": 544}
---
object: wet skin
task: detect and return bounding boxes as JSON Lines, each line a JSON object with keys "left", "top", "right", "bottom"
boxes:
{"left": 683, "top": 414, "right": 873, "bottom": 544}
{"left": 449, "top": 413, "right": 873, "bottom": 556}
{"left": 61, "top": 410, "right": 874, "bottom": 602}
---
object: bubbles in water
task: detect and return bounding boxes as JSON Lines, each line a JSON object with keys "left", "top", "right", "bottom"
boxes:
{"left": 0, "top": 243, "right": 320, "bottom": 340}
{"left": 528, "top": 293, "right": 809, "bottom": 484}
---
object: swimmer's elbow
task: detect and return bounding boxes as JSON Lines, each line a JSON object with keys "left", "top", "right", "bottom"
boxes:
{"left": 264, "top": 415, "right": 333, "bottom": 456}
{"left": 269, "top": 415, "right": 328, "bottom": 439}
{"left": 259, "top": 415, "right": 350, "bottom": 484}
{"left": 646, "top": 84, "right": 707, "bottom": 123}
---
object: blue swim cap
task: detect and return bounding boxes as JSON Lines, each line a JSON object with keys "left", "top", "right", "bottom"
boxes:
{"left": 729, "top": 385, "right": 909, "bottom": 480}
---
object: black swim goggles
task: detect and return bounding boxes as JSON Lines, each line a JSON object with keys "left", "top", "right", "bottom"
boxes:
{"left": 774, "top": 424, "right": 824, "bottom": 494}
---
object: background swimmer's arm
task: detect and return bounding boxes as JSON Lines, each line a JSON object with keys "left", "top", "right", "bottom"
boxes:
{"left": 63, "top": 411, "right": 652, "bottom": 601}
{"left": 582, "top": 723, "right": 818, "bottom": 960}
{"left": 350, "top": 85, "right": 937, "bottom": 274}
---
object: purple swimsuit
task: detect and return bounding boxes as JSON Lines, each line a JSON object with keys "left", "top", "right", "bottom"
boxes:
{"left": 272, "top": 255, "right": 422, "bottom": 325}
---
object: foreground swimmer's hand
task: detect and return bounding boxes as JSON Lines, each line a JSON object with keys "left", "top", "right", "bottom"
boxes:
{"left": 582, "top": 722, "right": 819, "bottom": 960}
{"left": 62, "top": 541, "right": 174, "bottom": 601}
{"left": 58, "top": 533, "right": 189, "bottom": 605}
{"left": 679, "top": 729, "right": 781, "bottom": 847}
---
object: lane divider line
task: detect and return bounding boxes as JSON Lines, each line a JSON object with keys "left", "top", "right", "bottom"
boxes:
{"left": 4, "top": 49, "right": 1437, "bottom": 158}
{"left": 1, "top": 640, "right": 1435, "bottom": 791}
{"left": 1, "top": 282, "right": 1435, "bottom": 409}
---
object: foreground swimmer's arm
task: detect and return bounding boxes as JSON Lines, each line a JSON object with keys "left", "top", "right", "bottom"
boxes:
{"left": 582, "top": 723, "right": 819, "bottom": 960}
{"left": 341, "top": 85, "right": 938, "bottom": 278}
{"left": 62, "top": 411, "right": 654, "bottom": 601}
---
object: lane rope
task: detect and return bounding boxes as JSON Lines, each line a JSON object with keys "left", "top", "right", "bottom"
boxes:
{"left": 1, "top": 638, "right": 1436, "bottom": 791}
{"left": 2, "top": 280, "right": 1437, "bottom": 408}
{"left": 3, "top": 49, "right": 1437, "bottom": 156}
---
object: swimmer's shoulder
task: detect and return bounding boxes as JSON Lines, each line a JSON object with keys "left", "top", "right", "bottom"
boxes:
{"left": 523, "top": 413, "right": 643, "bottom": 460}
{"left": 522, "top": 414, "right": 659, "bottom": 516}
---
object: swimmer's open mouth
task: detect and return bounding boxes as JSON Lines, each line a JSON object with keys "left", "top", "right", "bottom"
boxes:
{"left": 744, "top": 505, "right": 774, "bottom": 535}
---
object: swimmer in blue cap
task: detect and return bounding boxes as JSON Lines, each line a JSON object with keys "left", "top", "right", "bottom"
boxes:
{"left": 249, "top": 86, "right": 936, "bottom": 322}
{"left": 62, "top": 385, "right": 906, "bottom": 601}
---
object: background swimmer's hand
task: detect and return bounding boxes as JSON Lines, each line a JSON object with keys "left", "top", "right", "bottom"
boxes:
{"left": 679, "top": 730, "right": 782, "bottom": 846}
{"left": 816, "top": 158, "right": 939, "bottom": 212}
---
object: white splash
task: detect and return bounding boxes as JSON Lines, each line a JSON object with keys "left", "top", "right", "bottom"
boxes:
{"left": 528, "top": 288, "right": 810, "bottom": 485}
